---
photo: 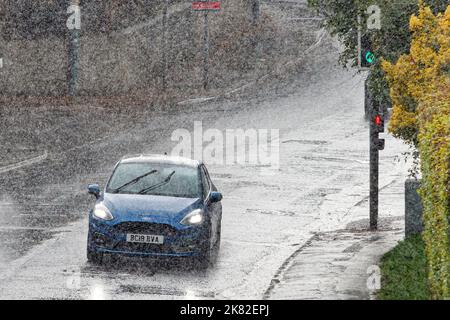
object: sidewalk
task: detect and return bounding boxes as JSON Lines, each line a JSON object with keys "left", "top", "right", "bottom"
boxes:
{"left": 264, "top": 176, "right": 406, "bottom": 300}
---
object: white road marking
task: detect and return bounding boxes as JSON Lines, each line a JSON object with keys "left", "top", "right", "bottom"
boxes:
{"left": 0, "top": 226, "right": 52, "bottom": 231}
{"left": 0, "top": 151, "right": 48, "bottom": 174}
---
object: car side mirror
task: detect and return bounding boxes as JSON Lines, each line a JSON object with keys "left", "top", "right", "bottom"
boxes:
{"left": 210, "top": 191, "right": 223, "bottom": 203}
{"left": 88, "top": 184, "right": 101, "bottom": 199}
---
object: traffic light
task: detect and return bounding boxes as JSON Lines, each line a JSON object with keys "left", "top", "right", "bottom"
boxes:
{"left": 360, "top": 34, "right": 376, "bottom": 68}
{"left": 371, "top": 113, "right": 385, "bottom": 151}
{"left": 373, "top": 137, "right": 385, "bottom": 151}
{"left": 374, "top": 114, "right": 384, "bottom": 133}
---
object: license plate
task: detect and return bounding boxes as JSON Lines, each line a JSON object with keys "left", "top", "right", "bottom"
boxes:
{"left": 126, "top": 234, "right": 164, "bottom": 244}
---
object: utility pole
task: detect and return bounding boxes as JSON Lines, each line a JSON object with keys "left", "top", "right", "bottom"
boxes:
{"left": 251, "top": 0, "right": 260, "bottom": 25}
{"left": 249, "top": 0, "right": 260, "bottom": 60}
{"left": 0, "top": 1, "right": 3, "bottom": 71}
{"left": 67, "top": 0, "right": 81, "bottom": 96}
{"left": 202, "top": 10, "right": 209, "bottom": 91}
{"left": 162, "top": 0, "right": 169, "bottom": 91}
{"left": 0, "top": 7, "right": 3, "bottom": 100}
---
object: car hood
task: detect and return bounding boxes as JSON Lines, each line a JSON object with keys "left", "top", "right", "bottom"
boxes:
{"left": 102, "top": 193, "right": 202, "bottom": 225}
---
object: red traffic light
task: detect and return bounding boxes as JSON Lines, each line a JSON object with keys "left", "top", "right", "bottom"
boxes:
{"left": 374, "top": 115, "right": 382, "bottom": 126}
{"left": 373, "top": 114, "right": 385, "bottom": 134}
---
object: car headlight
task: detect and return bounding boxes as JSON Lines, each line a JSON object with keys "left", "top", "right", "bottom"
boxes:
{"left": 93, "top": 203, "right": 114, "bottom": 221}
{"left": 180, "top": 209, "right": 204, "bottom": 226}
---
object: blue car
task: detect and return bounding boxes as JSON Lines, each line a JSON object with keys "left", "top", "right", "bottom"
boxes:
{"left": 86, "top": 154, "right": 223, "bottom": 269}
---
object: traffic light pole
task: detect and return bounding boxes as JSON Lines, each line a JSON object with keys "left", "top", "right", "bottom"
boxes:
{"left": 357, "top": 15, "right": 362, "bottom": 70}
{"left": 360, "top": 4, "right": 384, "bottom": 229}
{"left": 369, "top": 108, "right": 379, "bottom": 230}
{"left": 369, "top": 100, "right": 385, "bottom": 230}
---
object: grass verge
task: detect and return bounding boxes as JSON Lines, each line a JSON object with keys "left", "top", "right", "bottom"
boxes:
{"left": 378, "top": 234, "right": 430, "bottom": 300}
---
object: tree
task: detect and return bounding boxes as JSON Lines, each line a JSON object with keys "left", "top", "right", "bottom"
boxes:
{"left": 307, "top": 0, "right": 448, "bottom": 109}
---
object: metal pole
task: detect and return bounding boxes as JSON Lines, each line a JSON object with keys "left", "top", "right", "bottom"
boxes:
{"left": 202, "top": 11, "right": 209, "bottom": 91}
{"left": 357, "top": 15, "right": 362, "bottom": 70}
{"left": 251, "top": 0, "right": 260, "bottom": 25}
{"left": 0, "top": 1, "right": 5, "bottom": 71}
{"left": 68, "top": 0, "right": 80, "bottom": 97}
{"left": 249, "top": 0, "right": 260, "bottom": 57}
{"left": 369, "top": 104, "right": 379, "bottom": 230}
{"left": 162, "top": 0, "right": 168, "bottom": 91}
{"left": 68, "top": 29, "right": 80, "bottom": 96}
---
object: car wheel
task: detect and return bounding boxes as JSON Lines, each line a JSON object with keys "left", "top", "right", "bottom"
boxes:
{"left": 212, "top": 219, "right": 221, "bottom": 262}
{"left": 87, "top": 248, "right": 103, "bottom": 265}
{"left": 194, "top": 226, "right": 213, "bottom": 270}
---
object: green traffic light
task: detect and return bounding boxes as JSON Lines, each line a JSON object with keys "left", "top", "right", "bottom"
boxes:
{"left": 365, "top": 51, "right": 375, "bottom": 64}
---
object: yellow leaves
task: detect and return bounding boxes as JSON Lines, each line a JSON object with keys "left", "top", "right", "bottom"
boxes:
{"left": 382, "top": 2, "right": 449, "bottom": 144}
{"left": 383, "top": 1, "right": 450, "bottom": 299}
{"left": 389, "top": 105, "right": 418, "bottom": 140}
{"left": 410, "top": 15, "right": 423, "bottom": 31}
{"left": 418, "top": 112, "right": 450, "bottom": 299}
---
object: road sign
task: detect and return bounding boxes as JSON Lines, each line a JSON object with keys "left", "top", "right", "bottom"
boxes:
{"left": 192, "top": 2, "right": 221, "bottom": 11}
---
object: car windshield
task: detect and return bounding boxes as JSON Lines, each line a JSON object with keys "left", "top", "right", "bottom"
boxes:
{"left": 106, "top": 162, "right": 200, "bottom": 198}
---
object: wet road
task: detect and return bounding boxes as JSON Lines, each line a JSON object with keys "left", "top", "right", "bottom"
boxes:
{"left": 0, "top": 2, "right": 410, "bottom": 300}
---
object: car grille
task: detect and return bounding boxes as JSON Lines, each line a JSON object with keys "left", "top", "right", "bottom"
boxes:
{"left": 114, "top": 222, "right": 177, "bottom": 237}
{"left": 114, "top": 242, "right": 174, "bottom": 254}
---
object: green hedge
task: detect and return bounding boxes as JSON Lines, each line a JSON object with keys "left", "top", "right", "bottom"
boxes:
{"left": 418, "top": 112, "right": 450, "bottom": 299}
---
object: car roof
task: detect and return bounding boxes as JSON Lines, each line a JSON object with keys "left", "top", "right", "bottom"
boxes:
{"left": 119, "top": 154, "right": 202, "bottom": 168}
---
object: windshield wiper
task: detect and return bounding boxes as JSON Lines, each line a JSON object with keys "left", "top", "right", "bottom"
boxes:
{"left": 138, "top": 171, "right": 176, "bottom": 195}
{"left": 110, "top": 169, "right": 158, "bottom": 193}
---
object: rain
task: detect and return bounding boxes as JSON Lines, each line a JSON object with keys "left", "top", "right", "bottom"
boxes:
{"left": 0, "top": 0, "right": 448, "bottom": 303}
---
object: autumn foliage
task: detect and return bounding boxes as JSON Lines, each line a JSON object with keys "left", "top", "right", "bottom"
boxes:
{"left": 382, "top": 2, "right": 450, "bottom": 299}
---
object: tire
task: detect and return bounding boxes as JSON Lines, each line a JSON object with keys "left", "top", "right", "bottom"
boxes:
{"left": 194, "top": 225, "right": 213, "bottom": 270}
{"left": 212, "top": 219, "right": 222, "bottom": 263}
{"left": 87, "top": 248, "right": 103, "bottom": 265}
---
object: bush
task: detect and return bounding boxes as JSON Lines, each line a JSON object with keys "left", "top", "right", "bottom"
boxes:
{"left": 382, "top": 3, "right": 450, "bottom": 299}
{"left": 418, "top": 111, "right": 450, "bottom": 299}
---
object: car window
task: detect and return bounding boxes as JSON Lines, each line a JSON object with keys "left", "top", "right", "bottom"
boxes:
{"left": 200, "top": 166, "right": 210, "bottom": 199}
{"left": 106, "top": 162, "right": 201, "bottom": 198}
